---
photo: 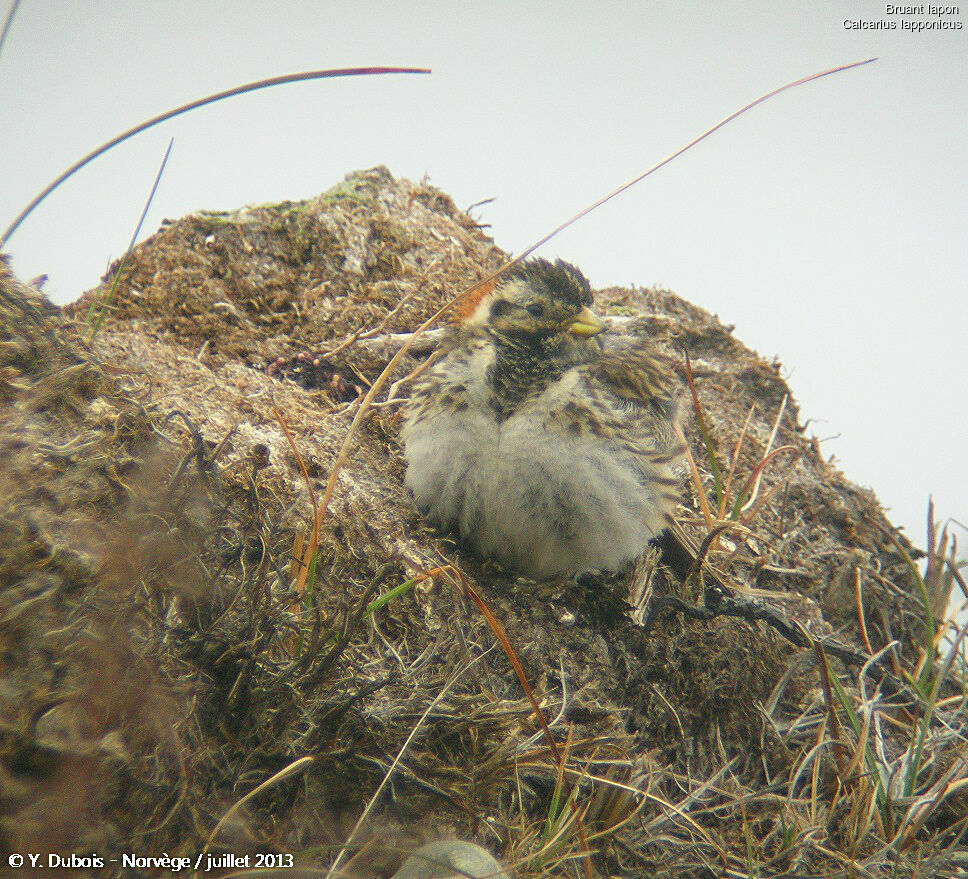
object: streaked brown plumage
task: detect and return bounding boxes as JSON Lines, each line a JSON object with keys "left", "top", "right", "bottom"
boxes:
{"left": 402, "top": 258, "right": 684, "bottom": 579}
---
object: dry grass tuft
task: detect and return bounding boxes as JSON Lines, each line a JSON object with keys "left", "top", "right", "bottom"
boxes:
{"left": 2, "top": 169, "right": 965, "bottom": 877}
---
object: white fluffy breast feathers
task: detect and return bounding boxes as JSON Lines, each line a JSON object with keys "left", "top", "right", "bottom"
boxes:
{"left": 401, "top": 258, "right": 684, "bottom": 579}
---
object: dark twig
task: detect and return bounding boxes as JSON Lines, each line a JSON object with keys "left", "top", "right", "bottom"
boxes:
{"left": 641, "top": 580, "right": 915, "bottom": 701}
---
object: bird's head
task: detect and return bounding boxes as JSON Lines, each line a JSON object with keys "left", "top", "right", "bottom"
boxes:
{"left": 458, "top": 258, "right": 605, "bottom": 343}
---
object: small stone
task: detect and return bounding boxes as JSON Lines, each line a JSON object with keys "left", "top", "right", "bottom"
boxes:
{"left": 390, "top": 841, "right": 509, "bottom": 879}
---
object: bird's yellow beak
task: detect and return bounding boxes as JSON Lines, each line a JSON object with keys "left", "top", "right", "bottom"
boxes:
{"left": 566, "top": 306, "right": 605, "bottom": 337}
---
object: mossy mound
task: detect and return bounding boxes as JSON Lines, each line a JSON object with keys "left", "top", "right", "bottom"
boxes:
{"left": 1, "top": 168, "right": 962, "bottom": 877}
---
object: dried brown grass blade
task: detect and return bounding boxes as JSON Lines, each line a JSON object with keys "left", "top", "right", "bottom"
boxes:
{"left": 738, "top": 393, "right": 789, "bottom": 517}
{"left": 461, "top": 577, "right": 594, "bottom": 878}
{"left": 721, "top": 404, "right": 755, "bottom": 518}
{"left": 203, "top": 755, "right": 315, "bottom": 856}
{"left": 496, "top": 58, "right": 878, "bottom": 274}
{"left": 2, "top": 66, "right": 431, "bottom": 244}
{"left": 306, "top": 59, "right": 878, "bottom": 558}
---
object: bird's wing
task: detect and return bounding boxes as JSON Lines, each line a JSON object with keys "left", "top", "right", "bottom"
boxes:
{"left": 575, "top": 340, "right": 684, "bottom": 461}
{"left": 527, "top": 338, "right": 685, "bottom": 476}
{"left": 586, "top": 340, "right": 681, "bottom": 423}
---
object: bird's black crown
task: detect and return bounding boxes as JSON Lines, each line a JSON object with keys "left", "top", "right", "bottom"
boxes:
{"left": 508, "top": 258, "right": 593, "bottom": 309}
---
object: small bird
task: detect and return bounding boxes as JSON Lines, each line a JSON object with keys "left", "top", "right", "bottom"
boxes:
{"left": 402, "top": 258, "right": 685, "bottom": 580}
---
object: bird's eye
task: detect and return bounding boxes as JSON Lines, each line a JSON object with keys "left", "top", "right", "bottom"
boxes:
{"left": 490, "top": 299, "right": 513, "bottom": 318}
{"left": 526, "top": 302, "right": 545, "bottom": 317}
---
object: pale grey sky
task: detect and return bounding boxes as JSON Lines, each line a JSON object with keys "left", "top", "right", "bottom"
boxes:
{"left": 1, "top": 2, "right": 965, "bottom": 593}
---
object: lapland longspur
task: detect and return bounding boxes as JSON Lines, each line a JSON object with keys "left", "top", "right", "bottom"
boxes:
{"left": 402, "top": 258, "right": 684, "bottom": 580}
